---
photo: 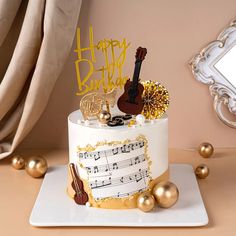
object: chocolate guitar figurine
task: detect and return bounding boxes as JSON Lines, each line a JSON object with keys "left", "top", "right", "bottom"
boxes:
{"left": 118, "top": 47, "right": 147, "bottom": 115}
{"left": 69, "top": 163, "right": 88, "bottom": 205}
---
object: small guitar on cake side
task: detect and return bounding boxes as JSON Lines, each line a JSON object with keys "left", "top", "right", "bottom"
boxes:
{"left": 69, "top": 163, "right": 88, "bottom": 205}
{"left": 117, "top": 47, "right": 147, "bottom": 115}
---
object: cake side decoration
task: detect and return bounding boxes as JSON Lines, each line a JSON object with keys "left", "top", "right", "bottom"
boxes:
{"left": 74, "top": 135, "right": 153, "bottom": 208}
{"left": 69, "top": 163, "right": 88, "bottom": 205}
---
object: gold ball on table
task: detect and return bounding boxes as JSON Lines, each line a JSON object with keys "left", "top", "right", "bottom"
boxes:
{"left": 25, "top": 156, "right": 48, "bottom": 178}
{"left": 137, "top": 192, "right": 155, "bottom": 212}
{"left": 195, "top": 164, "right": 209, "bottom": 179}
{"left": 153, "top": 181, "right": 179, "bottom": 208}
{"left": 11, "top": 155, "right": 25, "bottom": 170}
{"left": 198, "top": 142, "right": 214, "bottom": 158}
{"left": 98, "top": 110, "right": 111, "bottom": 124}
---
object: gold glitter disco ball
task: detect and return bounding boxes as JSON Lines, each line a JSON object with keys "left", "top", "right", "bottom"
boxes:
{"left": 141, "top": 80, "right": 169, "bottom": 119}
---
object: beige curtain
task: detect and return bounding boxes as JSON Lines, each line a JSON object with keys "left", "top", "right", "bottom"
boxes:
{"left": 0, "top": 0, "right": 82, "bottom": 159}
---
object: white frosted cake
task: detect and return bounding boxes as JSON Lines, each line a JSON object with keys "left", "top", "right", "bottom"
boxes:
{"left": 67, "top": 107, "right": 168, "bottom": 209}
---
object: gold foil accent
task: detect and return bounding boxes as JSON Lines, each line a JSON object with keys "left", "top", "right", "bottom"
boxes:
{"left": 78, "top": 135, "right": 148, "bottom": 151}
{"left": 141, "top": 80, "right": 169, "bottom": 119}
{"left": 78, "top": 144, "right": 96, "bottom": 152}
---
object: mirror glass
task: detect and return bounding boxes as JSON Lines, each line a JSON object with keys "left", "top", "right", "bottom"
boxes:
{"left": 214, "top": 44, "right": 236, "bottom": 88}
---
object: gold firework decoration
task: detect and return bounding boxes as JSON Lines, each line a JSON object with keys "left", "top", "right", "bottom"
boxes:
{"left": 141, "top": 80, "right": 169, "bottom": 119}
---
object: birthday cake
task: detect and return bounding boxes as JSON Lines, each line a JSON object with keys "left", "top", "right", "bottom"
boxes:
{"left": 67, "top": 35, "right": 173, "bottom": 210}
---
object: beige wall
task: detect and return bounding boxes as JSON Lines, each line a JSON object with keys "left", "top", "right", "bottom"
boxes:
{"left": 17, "top": 0, "right": 236, "bottom": 149}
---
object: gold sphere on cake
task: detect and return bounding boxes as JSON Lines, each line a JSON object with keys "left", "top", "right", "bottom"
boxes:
{"left": 25, "top": 156, "right": 48, "bottom": 178}
{"left": 195, "top": 164, "right": 209, "bottom": 179}
{"left": 153, "top": 181, "right": 179, "bottom": 208}
{"left": 128, "top": 119, "right": 136, "bottom": 127}
{"left": 198, "top": 142, "right": 214, "bottom": 158}
{"left": 11, "top": 155, "right": 25, "bottom": 170}
{"left": 98, "top": 110, "right": 111, "bottom": 124}
{"left": 141, "top": 80, "right": 169, "bottom": 119}
{"left": 137, "top": 192, "right": 155, "bottom": 212}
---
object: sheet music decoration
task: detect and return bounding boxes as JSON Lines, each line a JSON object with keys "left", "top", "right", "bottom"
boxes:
{"left": 77, "top": 136, "right": 151, "bottom": 201}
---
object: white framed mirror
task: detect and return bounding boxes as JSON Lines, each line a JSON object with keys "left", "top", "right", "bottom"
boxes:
{"left": 190, "top": 19, "right": 236, "bottom": 128}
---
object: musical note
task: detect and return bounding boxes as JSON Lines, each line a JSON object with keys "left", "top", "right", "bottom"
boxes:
{"left": 87, "top": 167, "right": 92, "bottom": 174}
{"left": 139, "top": 141, "right": 144, "bottom": 148}
{"left": 91, "top": 179, "right": 98, "bottom": 188}
{"left": 106, "top": 177, "right": 112, "bottom": 187}
{"left": 112, "top": 163, "right": 118, "bottom": 170}
{"left": 94, "top": 166, "right": 99, "bottom": 173}
{"left": 94, "top": 151, "right": 101, "bottom": 161}
{"left": 135, "top": 169, "right": 142, "bottom": 183}
{"left": 134, "top": 156, "right": 141, "bottom": 164}
{"left": 121, "top": 144, "right": 130, "bottom": 153}
{"left": 129, "top": 159, "right": 133, "bottom": 166}
{"left": 112, "top": 147, "right": 119, "bottom": 155}
{"left": 142, "top": 155, "right": 145, "bottom": 162}
{"left": 128, "top": 143, "right": 134, "bottom": 151}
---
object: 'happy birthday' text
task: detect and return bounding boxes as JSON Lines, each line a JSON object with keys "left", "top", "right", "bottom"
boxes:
{"left": 74, "top": 27, "right": 130, "bottom": 96}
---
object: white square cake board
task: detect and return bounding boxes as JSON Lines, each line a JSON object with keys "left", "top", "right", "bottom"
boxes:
{"left": 29, "top": 164, "right": 208, "bottom": 227}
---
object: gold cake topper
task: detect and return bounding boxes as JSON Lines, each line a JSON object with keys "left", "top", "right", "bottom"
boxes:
{"left": 80, "top": 88, "right": 116, "bottom": 120}
{"left": 74, "top": 26, "right": 130, "bottom": 96}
